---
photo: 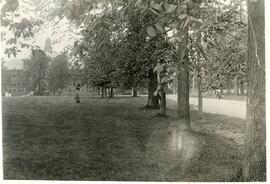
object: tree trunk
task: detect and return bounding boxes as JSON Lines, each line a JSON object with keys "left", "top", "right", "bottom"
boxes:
{"left": 159, "top": 88, "right": 166, "bottom": 116}
{"left": 198, "top": 73, "right": 203, "bottom": 116}
{"left": 97, "top": 87, "right": 100, "bottom": 95}
{"left": 192, "top": 74, "right": 196, "bottom": 89}
{"left": 220, "top": 86, "right": 224, "bottom": 95}
{"left": 234, "top": 76, "right": 239, "bottom": 95}
{"left": 191, "top": 74, "right": 196, "bottom": 94}
{"left": 101, "top": 87, "right": 105, "bottom": 98}
{"left": 240, "top": 81, "right": 244, "bottom": 95}
{"left": 177, "top": 31, "right": 190, "bottom": 128}
{"left": 38, "top": 81, "right": 41, "bottom": 95}
{"left": 105, "top": 87, "right": 108, "bottom": 97}
{"left": 132, "top": 88, "right": 137, "bottom": 97}
{"left": 109, "top": 87, "right": 114, "bottom": 97}
{"left": 243, "top": 0, "right": 265, "bottom": 181}
{"left": 146, "top": 69, "right": 160, "bottom": 109}
{"left": 226, "top": 82, "right": 230, "bottom": 95}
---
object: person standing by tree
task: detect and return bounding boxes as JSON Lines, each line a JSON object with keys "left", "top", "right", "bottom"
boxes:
{"left": 75, "top": 83, "right": 81, "bottom": 103}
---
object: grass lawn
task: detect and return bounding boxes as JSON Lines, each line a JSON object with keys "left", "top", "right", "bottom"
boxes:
{"left": 2, "top": 96, "right": 245, "bottom": 181}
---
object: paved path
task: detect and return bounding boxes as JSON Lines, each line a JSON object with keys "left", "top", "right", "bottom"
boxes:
{"left": 167, "top": 95, "right": 246, "bottom": 119}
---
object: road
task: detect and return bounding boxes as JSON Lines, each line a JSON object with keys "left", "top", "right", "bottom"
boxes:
{"left": 167, "top": 95, "right": 246, "bottom": 119}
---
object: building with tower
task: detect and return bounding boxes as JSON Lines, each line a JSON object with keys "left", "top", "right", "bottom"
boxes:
{"left": 44, "top": 38, "right": 53, "bottom": 57}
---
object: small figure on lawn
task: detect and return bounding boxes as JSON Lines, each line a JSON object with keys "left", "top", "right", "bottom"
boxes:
{"left": 75, "top": 83, "right": 81, "bottom": 103}
{"left": 215, "top": 91, "right": 223, "bottom": 99}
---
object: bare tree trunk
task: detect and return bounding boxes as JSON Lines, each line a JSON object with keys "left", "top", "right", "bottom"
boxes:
{"left": 191, "top": 74, "right": 196, "bottom": 94}
{"left": 159, "top": 88, "right": 166, "bottom": 116}
{"left": 234, "top": 76, "right": 239, "bottom": 95}
{"left": 146, "top": 69, "right": 159, "bottom": 109}
{"left": 109, "top": 87, "right": 114, "bottom": 97}
{"left": 220, "top": 85, "right": 224, "bottom": 95}
{"left": 192, "top": 75, "right": 196, "bottom": 89}
{"left": 177, "top": 31, "right": 190, "bottom": 128}
{"left": 226, "top": 82, "right": 230, "bottom": 95}
{"left": 198, "top": 73, "right": 203, "bottom": 116}
{"left": 243, "top": 0, "right": 266, "bottom": 181}
{"left": 101, "top": 87, "right": 105, "bottom": 98}
{"left": 132, "top": 88, "right": 137, "bottom": 97}
{"left": 240, "top": 81, "right": 244, "bottom": 95}
{"left": 97, "top": 87, "right": 100, "bottom": 95}
{"left": 105, "top": 87, "right": 108, "bottom": 97}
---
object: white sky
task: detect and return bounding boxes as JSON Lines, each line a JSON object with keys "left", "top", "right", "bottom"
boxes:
{"left": 1, "top": 0, "right": 80, "bottom": 62}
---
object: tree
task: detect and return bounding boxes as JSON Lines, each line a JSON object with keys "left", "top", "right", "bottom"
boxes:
{"left": 24, "top": 48, "right": 50, "bottom": 95}
{"left": 1, "top": 0, "right": 43, "bottom": 57}
{"left": 153, "top": 62, "right": 173, "bottom": 116}
{"left": 243, "top": 0, "right": 265, "bottom": 181}
{"left": 134, "top": 0, "right": 206, "bottom": 127}
{"left": 75, "top": 9, "right": 120, "bottom": 98}
{"left": 48, "top": 53, "right": 71, "bottom": 95}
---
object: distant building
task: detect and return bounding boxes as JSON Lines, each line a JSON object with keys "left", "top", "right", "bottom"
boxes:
{"left": 44, "top": 38, "right": 53, "bottom": 57}
{"left": 1, "top": 59, "right": 29, "bottom": 96}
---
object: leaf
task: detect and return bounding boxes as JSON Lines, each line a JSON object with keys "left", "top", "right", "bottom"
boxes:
{"left": 6, "top": 38, "right": 16, "bottom": 45}
{"left": 153, "top": 89, "right": 158, "bottom": 96}
{"left": 163, "top": 2, "right": 170, "bottom": 11}
{"left": 72, "top": 46, "right": 79, "bottom": 56}
{"left": 155, "top": 23, "right": 164, "bottom": 33}
{"left": 201, "top": 40, "right": 207, "bottom": 50}
{"left": 63, "top": 8, "right": 72, "bottom": 19}
{"left": 135, "top": 0, "right": 142, "bottom": 7}
{"left": 189, "top": 16, "right": 202, "bottom": 23}
{"left": 147, "top": 26, "right": 157, "bottom": 37}
{"left": 182, "top": 16, "right": 190, "bottom": 29}
{"left": 73, "top": 0, "right": 81, "bottom": 6}
{"left": 160, "top": 63, "right": 166, "bottom": 67}
{"left": 177, "top": 5, "right": 187, "bottom": 14}
{"left": 21, "top": 43, "right": 28, "bottom": 48}
{"left": 153, "top": 3, "right": 163, "bottom": 11}
{"left": 161, "top": 76, "right": 168, "bottom": 84}
{"left": 164, "top": 3, "right": 177, "bottom": 13}
{"left": 149, "top": 8, "right": 161, "bottom": 16}
{"left": 178, "top": 13, "right": 187, "bottom": 20}
{"left": 153, "top": 64, "right": 164, "bottom": 74}
{"left": 170, "top": 22, "right": 179, "bottom": 29}
{"left": 150, "top": 0, "right": 155, "bottom": 7}
{"left": 98, "top": 11, "right": 105, "bottom": 18}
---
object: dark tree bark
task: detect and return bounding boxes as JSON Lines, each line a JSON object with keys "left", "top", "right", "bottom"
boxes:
{"left": 109, "top": 87, "right": 114, "bottom": 97}
{"left": 132, "top": 88, "right": 137, "bottom": 97}
{"left": 192, "top": 74, "right": 196, "bottom": 89}
{"left": 234, "top": 76, "right": 239, "bottom": 95}
{"left": 226, "top": 82, "right": 231, "bottom": 95}
{"left": 177, "top": 31, "right": 190, "bottom": 127}
{"left": 240, "top": 81, "right": 244, "bottom": 95}
{"left": 159, "top": 88, "right": 166, "bottom": 116}
{"left": 97, "top": 87, "right": 100, "bottom": 95}
{"left": 220, "top": 85, "right": 224, "bottom": 95}
{"left": 146, "top": 69, "right": 159, "bottom": 109}
{"left": 243, "top": 0, "right": 265, "bottom": 181}
{"left": 101, "top": 86, "right": 105, "bottom": 98}
{"left": 105, "top": 87, "right": 108, "bottom": 97}
{"left": 197, "top": 73, "right": 203, "bottom": 116}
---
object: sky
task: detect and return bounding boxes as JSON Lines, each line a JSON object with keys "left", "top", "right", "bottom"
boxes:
{"left": 1, "top": 19, "right": 78, "bottom": 59}
{"left": 0, "top": 0, "right": 80, "bottom": 66}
